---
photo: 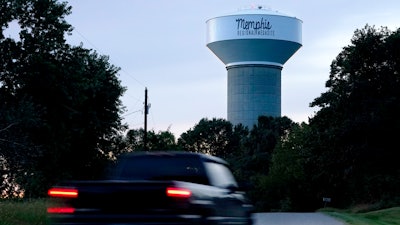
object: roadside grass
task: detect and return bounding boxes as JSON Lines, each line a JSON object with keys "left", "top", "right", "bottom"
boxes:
{"left": 0, "top": 198, "right": 49, "bottom": 225}
{"left": 320, "top": 206, "right": 400, "bottom": 225}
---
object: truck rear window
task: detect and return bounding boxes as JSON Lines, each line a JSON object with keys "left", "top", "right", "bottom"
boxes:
{"left": 111, "top": 154, "right": 209, "bottom": 185}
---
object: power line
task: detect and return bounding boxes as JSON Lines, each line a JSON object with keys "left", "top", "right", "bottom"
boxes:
{"left": 122, "top": 109, "right": 142, "bottom": 118}
{"left": 69, "top": 29, "right": 153, "bottom": 132}
{"left": 72, "top": 29, "right": 147, "bottom": 88}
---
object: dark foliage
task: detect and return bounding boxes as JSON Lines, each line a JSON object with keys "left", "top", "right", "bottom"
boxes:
{"left": 125, "top": 128, "right": 180, "bottom": 151}
{"left": 0, "top": 0, "right": 126, "bottom": 198}
{"left": 307, "top": 25, "right": 400, "bottom": 208}
{"left": 2, "top": 1, "right": 398, "bottom": 214}
{"left": 178, "top": 118, "right": 238, "bottom": 158}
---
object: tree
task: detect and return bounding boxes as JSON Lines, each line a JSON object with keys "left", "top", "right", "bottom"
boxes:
{"left": 177, "top": 118, "right": 237, "bottom": 158}
{"left": 238, "top": 116, "right": 294, "bottom": 177}
{"left": 0, "top": 0, "right": 127, "bottom": 197}
{"left": 146, "top": 129, "right": 179, "bottom": 151}
{"left": 178, "top": 116, "right": 296, "bottom": 211}
{"left": 0, "top": 99, "right": 42, "bottom": 198}
{"left": 308, "top": 25, "right": 400, "bottom": 207}
{"left": 234, "top": 116, "right": 296, "bottom": 211}
{"left": 125, "top": 128, "right": 179, "bottom": 151}
{"left": 265, "top": 122, "right": 319, "bottom": 211}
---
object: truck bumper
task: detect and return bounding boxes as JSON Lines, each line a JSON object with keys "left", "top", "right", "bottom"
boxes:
{"left": 48, "top": 214, "right": 205, "bottom": 225}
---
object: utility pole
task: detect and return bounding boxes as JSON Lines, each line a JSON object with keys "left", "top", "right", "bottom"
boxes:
{"left": 143, "top": 88, "right": 148, "bottom": 151}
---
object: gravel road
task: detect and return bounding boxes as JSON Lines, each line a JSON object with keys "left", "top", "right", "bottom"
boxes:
{"left": 253, "top": 212, "right": 345, "bottom": 225}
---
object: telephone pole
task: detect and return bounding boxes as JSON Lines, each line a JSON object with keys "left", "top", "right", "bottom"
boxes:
{"left": 143, "top": 88, "right": 148, "bottom": 151}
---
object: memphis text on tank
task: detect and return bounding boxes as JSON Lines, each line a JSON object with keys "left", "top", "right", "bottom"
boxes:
{"left": 236, "top": 17, "right": 275, "bottom": 36}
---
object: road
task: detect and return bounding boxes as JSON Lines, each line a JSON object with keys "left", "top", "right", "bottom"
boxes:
{"left": 253, "top": 212, "right": 345, "bottom": 225}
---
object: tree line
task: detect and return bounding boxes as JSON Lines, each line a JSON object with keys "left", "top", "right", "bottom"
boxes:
{"left": 1, "top": 0, "right": 399, "bottom": 211}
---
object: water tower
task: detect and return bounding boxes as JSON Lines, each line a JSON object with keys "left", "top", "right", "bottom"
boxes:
{"left": 206, "top": 6, "right": 302, "bottom": 128}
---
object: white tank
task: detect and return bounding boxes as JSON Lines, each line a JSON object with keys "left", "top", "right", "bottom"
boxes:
{"left": 206, "top": 6, "right": 302, "bottom": 128}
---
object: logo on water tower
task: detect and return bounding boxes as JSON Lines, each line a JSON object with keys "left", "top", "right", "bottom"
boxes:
{"left": 235, "top": 17, "right": 275, "bottom": 36}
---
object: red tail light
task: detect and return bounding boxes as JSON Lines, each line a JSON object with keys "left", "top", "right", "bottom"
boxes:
{"left": 48, "top": 187, "right": 78, "bottom": 198}
{"left": 47, "top": 207, "right": 75, "bottom": 214}
{"left": 166, "top": 187, "right": 192, "bottom": 198}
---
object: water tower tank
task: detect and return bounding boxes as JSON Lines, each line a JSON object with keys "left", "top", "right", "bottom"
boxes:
{"left": 206, "top": 6, "right": 302, "bottom": 128}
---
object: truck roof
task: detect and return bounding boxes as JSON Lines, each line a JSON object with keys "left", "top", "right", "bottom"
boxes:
{"left": 118, "top": 151, "right": 229, "bottom": 165}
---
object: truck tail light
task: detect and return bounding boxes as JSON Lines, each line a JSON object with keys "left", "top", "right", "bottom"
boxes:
{"left": 166, "top": 187, "right": 192, "bottom": 198}
{"left": 47, "top": 207, "right": 75, "bottom": 214}
{"left": 48, "top": 187, "right": 78, "bottom": 198}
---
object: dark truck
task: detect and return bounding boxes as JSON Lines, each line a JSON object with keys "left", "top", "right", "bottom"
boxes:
{"left": 47, "top": 151, "right": 254, "bottom": 225}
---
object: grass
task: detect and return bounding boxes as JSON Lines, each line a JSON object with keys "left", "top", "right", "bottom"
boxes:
{"left": 0, "top": 198, "right": 49, "bottom": 225}
{"left": 321, "top": 207, "right": 400, "bottom": 225}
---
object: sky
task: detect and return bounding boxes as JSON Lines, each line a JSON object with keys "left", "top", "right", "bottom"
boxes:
{"left": 63, "top": 0, "right": 400, "bottom": 137}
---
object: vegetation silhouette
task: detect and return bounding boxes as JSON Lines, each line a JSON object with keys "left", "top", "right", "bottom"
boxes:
{"left": 1, "top": 1, "right": 399, "bottom": 212}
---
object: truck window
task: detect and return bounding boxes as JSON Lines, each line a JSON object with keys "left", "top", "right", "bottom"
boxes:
{"left": 112, "top": 155, "right": 209, "bottom": 185}
{"left": 204, "top": 162, "right": 238, "bottom": 188}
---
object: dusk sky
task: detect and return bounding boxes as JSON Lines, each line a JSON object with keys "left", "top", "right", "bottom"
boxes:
{"left": 64, "top": 0, "right": 400, "bottom": 136}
